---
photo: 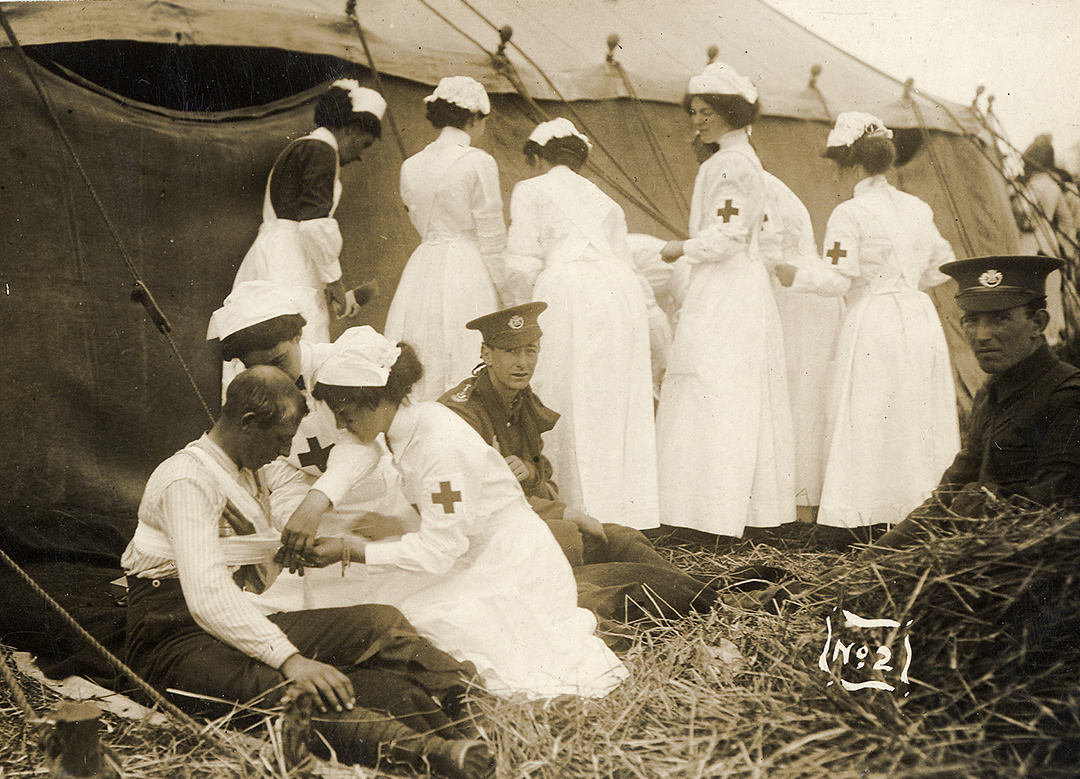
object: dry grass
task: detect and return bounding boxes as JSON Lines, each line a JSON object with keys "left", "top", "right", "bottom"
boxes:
{"left": 4, "top": 508, "right": 1079, "bottom": 778}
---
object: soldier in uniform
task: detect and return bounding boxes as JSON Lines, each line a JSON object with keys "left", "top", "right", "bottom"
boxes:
{"left": 875, "top": 255, "right": 1080, "bottom": 549}
{"left": 440, "top": 304, "right": 780, "bottom": 626}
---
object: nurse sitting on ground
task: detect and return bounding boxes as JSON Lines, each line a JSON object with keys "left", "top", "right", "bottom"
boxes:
{"left": 253, "top": 326, "right": 627, "bottom": 700}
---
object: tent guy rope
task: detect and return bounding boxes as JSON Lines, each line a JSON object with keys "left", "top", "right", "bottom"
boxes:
{"left": 606, "top": 33, "right": 691, "bottom": 222}
{"left": 0, "top": 3, "right": 216, "bottom": 428}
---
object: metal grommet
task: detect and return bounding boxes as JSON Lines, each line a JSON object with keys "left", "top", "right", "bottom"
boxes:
{"left": 151, "top": 579, "right": 161, "bottom": 588}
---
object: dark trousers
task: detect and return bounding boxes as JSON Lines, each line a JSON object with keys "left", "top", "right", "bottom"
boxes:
{"left": 124, "top": 578, "right": 475, "bottom": 767}
{"left": 541, "top": 520, "right": 717, "bottom": 624}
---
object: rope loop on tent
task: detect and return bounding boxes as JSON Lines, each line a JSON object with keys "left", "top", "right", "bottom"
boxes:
{"left": 808, "top": 64, "right": 833, "bottom": 123}
{"left": 344, "top": 0, "right": 408, "bottom": 161}
{"left": 0, "top": 4, "right": 215, "bottom": 427}
{"left": 451, "top": 0, "right": 687, "bottom": 237}
{"left": 901, "top": 79, "right": 976, "bottom": 257}
{"left": 605, "top": 34, "right": 690, "bottom": 219}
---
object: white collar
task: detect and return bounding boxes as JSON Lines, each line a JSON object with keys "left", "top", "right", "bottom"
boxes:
{"left": 309, "top": 126, "right": 339, "bottom": 152}
{"left": 853, "top": 174, "right": 889, "bottom": 196}
{"left": 717, "top": 128, "right": 750, "bottom": 150}
{"left": 386, "top": 401, "right": 421, "bottom": 456}
{"left": 194, "top": 432, "right": 241, "bottom": 478}
{"left": 437, "top": 126, "right": 472, "bottom": 147}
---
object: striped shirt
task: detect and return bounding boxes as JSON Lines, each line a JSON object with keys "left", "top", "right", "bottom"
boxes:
{"left": 121, "top": 434, "right": 298, "bottom": 669}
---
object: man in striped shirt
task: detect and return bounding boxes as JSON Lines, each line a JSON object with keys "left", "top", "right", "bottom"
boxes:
{"left": 121, "top": 366, "right": 492, "bottom": 778}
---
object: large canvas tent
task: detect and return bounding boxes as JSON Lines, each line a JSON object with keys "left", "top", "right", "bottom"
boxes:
{"left": 0, "top": 0, "right": 1018, "bottom": 517}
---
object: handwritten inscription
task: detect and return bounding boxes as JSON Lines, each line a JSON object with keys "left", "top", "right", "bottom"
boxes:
{"left": 819, "top": 609, "right": 913, "bottom": 694}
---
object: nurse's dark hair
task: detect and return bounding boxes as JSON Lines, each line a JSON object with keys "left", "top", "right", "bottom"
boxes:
{"left": 218, "top": 314, "right": 307, "bottom": 363}
{"left": 425, "top": 97, "right": 484, "bottom": 130}
{"left": 315, "top": 85, "right": 383, "bottom": 139}
{"left": 222, "top": 366, "right": 308, "bottom": 427}
{"left": 825, "top": 135, "right": 896, "bottom": 174}
{"left": 313, "top": 342, "right": 423, "bottom": 411}
{"left": 682, "top": 92, "right": 760, "bottom": 130}
{"left": 522, "top": 135, "right": 590, "bottom": 171}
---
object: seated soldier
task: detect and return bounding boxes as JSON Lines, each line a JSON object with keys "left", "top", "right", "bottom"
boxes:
{"left": 439, "top": 303, "right": 730, "bottom": 624}
{"left": 875, "top": 255, "right": 1080, "bottom": 550}
{"left": 120, "top": 366, "right": 491, "bottom": 779}
{"left": 207, "top": 281, "right": 416, "bottom": 557}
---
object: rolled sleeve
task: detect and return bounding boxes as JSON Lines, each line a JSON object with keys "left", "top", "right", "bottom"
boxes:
{"left": 311, "top": 443, "right": 382, "bottom": 508}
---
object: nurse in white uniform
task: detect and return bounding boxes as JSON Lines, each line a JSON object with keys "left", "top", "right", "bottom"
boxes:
{"left": 384, "top": 77, "right": 509, "bottom": 402}
{"left": 504, "top": 118, "right": 658, "bottom": 530}
{"left": 232, "top": 80, "right": 383, "bottom": 343}
{"left": 655, "top": 62, "right": 796, "bottom": 538}
{"left": 260, "top": 327, "right": 627, "bottom": 699}
{"left": 776, "top": 112, "right": 960, "bottom": 528}
{"left": 759, "top": 173, "right": 844, "bottom": 508}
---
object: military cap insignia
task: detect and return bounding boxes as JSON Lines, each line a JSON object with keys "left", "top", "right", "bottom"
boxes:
{"left": 507, "top": 315, "right": 525, "bottom": 330}
{"left": 978, "top": 270, "right": 1003, "bottom": 288}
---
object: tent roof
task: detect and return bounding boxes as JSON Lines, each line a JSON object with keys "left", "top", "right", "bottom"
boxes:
{"left": 1, "top": 0, "right": 981, "bottom": 134}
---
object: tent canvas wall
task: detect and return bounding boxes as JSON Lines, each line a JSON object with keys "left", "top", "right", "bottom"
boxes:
{"left": 0, "top": 0, "right": 1017, "bottom": 517}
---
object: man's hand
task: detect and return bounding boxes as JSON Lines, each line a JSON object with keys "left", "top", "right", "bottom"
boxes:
{"left": 280, "top": 654, "right": 355, "bottom": 713}
{"left": 563, "top": 507, "right": 607, "bottom": 542}
{"left": 660, "top": 240, "right": 685, "bottom": 263}
{"left": 774, "top": 263, "right": 798, "bottom": 287}
{"left": 504, "top": 455, "right": 535, "bottom": 483}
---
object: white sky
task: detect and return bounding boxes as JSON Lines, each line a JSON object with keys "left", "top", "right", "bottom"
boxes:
{"left": 762, "top": 0, "right": 1080, "bottom": 171}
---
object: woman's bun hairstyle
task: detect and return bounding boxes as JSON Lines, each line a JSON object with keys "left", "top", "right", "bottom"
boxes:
{"left": 522, "top": 135, "right": 590, "bottom": 171}
{"left": 682, "top": 92, "right": 760, "bottom": 130}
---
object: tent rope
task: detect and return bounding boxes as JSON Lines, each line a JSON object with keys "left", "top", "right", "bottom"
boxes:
{"left": 0, "top": 546, "right": 210, "bottom": 739}
{"left": 925, "top": 90, "right": 1080, "bottom": 348}
{"left": 450, "top": 0, "right": 687, "bottom": 237}
{"left": 904, "top": 82, "right": 1079, "bottom": 258}
{"left": 0, "top": 646, "right": 40, "bottom": 723}
{"left": 344, "top": 0, "right": 408, "bottom": 161}
{"left": 0, "top": 5, "right": 216, "bottom": 427}
{"left": 606, "top": 34, "right": 691, "bottom": 220}
{"left": 902, "top": 81, "right": 976, "bottom": 257}
{"left": 406, "top": 0, "right": 686, "bottom": 235}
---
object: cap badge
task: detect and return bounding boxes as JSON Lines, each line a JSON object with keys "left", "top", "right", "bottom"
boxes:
{"left": 978, "top": 270, "right": 1003, "bottom": 288}
{"left": 508, "top": 315, "right": 525, "bottom": 330}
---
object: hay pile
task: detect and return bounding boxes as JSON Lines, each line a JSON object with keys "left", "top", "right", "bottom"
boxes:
{"left": 4, "top": 509, "right": 1079, "bottom": 778}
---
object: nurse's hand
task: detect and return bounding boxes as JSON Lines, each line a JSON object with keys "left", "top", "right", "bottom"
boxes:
{"left": 564, "top": 507, "right": 607, "bottom": 542}
{"left": 280, "top": 491, "right": 332, "bottom": 574}
{"left": 660, "top": 240, "right": 685, "bottom": 263}
{"left": 340, "top": 289, "right": 362, "bottom": 318}
{"left": 774, "top": 263, "right": 798, "bottom": 287}
{"left": 504, "top": 455, "right": 535, "bottom": 482}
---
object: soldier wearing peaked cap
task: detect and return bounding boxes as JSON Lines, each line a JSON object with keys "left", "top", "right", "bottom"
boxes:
{"left": 440, "top": 304, "right": 725, "bottom": 634}
{"left": 875, "top": 255, "right": 1080, "bottom": 549}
